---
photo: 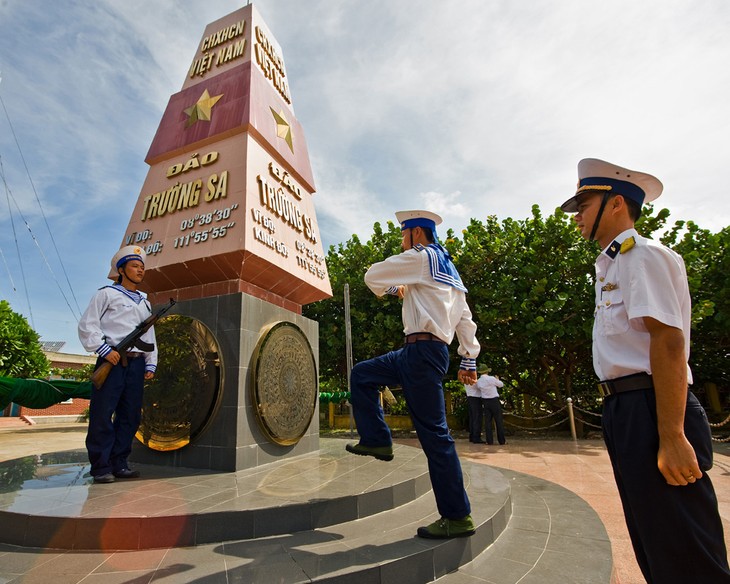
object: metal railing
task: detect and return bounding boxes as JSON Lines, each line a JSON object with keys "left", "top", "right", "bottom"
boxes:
{"left": 503, "top": 399, "right": 730, "bottom": 443}
{"left": 320, "top": 390, "right": 730, "bottom": 442}
{"left": 708, "top": 413, "right": 730, "bottom": 443}
{"left": 503, "top": 400, "right": 603, "bottom": 440}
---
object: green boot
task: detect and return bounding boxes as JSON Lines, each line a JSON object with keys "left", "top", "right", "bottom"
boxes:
{"left": 417, "top": 515, "right": 476, "bottom": 539}
{"left": 345, "top": 443, "right": 394, "bottom": 461}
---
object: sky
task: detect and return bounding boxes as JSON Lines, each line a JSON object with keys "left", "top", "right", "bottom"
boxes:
{"left": 0, "top": 0, "right": 729, "bottom": 355}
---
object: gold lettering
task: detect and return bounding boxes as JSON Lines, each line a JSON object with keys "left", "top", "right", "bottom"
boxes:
{"left": 178, "top": 182, "right": 193, "bottom": 210}
{"left": 190, "top": 179, "right": 202, "bottom": 206}
{"left": 148, "top": 192, "right": 161, "bottom": 219}
{"left": 200, "top": 151, "right": 219, "bottom": 166}
{"left": 167, "top": 163, "right": 183, "bottom": 178}
{"left": 167, "top": 183, "right": 181, "bottom": 214}
{"left": 201, "top": 19, "right": 246, "bottom": 53}
{"left": 205, "top": 174, "right": 217, "bottom": 202}
{"left": 232, "top": 39, "right": 246, "bottom": 60}
{"left": 295, "top": 207, "right": 303, "bottom": 231}
{"left": 257, "top": 175, "right": 268, "bottom": 206}
{"left": 202, "top": 172, "right": 228, "bottom": 202}
{"left": 214, "top": 170, "right": 228, "bottom": 200}
{"left": 254, "top": 26, "right": 291, "bottom": 104}
{"left": 157, "top": 189, "right": 169, "bottom": 217}
{"left": 183, "top": 155, "right": 200, "bottom": 173}
{"left": 141, "top": 195, "right": 151, "bottom": 221}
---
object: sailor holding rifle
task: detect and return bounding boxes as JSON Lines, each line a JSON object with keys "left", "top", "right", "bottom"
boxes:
{"left": 78, "top": 245, "right": 157, "bottom": 484}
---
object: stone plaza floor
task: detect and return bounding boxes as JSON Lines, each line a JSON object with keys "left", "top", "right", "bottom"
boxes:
{"left": 0, "top": 419, "right": 728, "bottom": 583}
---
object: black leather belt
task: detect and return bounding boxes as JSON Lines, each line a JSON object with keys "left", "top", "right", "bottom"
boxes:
{"left": 598, "top": 372, "right": 653, "bottom": 398}
{"left": 126, "top": 352, "right": 144, "bottom": 359}
{"left": 404, "top": 333, "right": 446, "bottom": 345}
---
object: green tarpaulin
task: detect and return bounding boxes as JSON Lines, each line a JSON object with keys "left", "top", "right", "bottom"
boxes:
{"left": 0, "top": 377, "right": 92, "bottom": 410}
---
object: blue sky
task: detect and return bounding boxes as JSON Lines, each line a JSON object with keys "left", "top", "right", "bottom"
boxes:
{"left": 1, "top": 0, "right": 729, "bottom": 355}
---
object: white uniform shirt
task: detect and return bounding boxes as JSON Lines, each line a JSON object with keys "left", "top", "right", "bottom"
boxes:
{"left": 465, "top": 381, "right": 481, "bottom": 397}
{"left": 592, "top": 228, "right": 692, "bottom": 383}
{"left": 365, "top": 246, "right": 480, "bottom": 363}
{"left": 78, "top": 284, "right": 158, "bottom": 372}
{"left": 476, "top": 374, "right": 503, "bottom": 399}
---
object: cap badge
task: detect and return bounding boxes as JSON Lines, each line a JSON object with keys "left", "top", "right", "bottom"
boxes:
{"left": 606, "top": 241, "right": 621, "bottom": 258}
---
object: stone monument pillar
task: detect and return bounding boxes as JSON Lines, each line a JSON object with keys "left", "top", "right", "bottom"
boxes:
{"left": 122, "top": 4, "right": 331, "bottom": 471}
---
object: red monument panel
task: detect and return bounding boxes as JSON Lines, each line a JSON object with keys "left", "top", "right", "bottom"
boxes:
{"left": 120, "top": 4, "right": 331, "bottom": 311}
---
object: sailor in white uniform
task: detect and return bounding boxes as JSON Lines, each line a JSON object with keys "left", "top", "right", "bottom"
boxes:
{"left": 561, "top": 158, "right": 729, "bottom": 583}
{"left": 79, "top": 245, "right": 157, "bottom": 484}
{"left": 345, "top": 210, "right": 480, "bottom": 539}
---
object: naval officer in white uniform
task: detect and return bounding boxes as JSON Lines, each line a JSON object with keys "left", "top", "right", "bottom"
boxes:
{"left": 561, "top": 158, "right": 729, "bottom": 583}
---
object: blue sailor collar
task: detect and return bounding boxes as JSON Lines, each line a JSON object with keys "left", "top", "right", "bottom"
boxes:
{"left": 602, "top": 228, "right": 640, "bottom": 261}
{"left": 414, "top": 243, "right": 468, "bottom": 292}
{"left": 100, "top": 283, "right": 147, "bottom": 304}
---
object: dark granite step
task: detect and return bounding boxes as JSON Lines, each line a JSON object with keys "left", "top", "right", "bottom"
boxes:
{"left": 0, "top": 439, "right": 612, "bottom": 583}
{"left": 436, "top": 469, "right": 612, "bottom": 584}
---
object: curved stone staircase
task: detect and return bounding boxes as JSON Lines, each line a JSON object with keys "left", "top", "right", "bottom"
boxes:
{"left": 0, "top": 439, "right": 612, "bottom": 583}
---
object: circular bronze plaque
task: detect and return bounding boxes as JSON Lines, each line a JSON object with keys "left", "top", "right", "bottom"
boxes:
{"left": 136, "top": 315, "right": 223, "bottom": 451}
{"left": 251, "top": 321, "right": 317, "bottom": 446}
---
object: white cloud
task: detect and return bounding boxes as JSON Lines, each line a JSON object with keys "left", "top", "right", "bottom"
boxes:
{"left": 1, "top": 0, "right": 729, "bottom": 350}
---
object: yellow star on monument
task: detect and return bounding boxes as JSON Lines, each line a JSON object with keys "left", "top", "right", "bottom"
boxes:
{"left": 184, "top": 89, "right": 223, "bottom": 127}
{"left": 270, "top": 107, "right": 294, "bottom": 152}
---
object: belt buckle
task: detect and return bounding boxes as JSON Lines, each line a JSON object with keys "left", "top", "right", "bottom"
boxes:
{"left": 597, "top": 382, "right": 611, "bottom": 398}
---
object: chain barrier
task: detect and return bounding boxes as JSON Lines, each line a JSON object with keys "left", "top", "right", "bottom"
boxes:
{"left": 505, "top": 406, "right": 567, "bottom": 421}
{"left": 321, "top": 390, "right": 729, "bottom": 440}
{"left": 505, "top": 415, "right": 603, "bottom": 432}
{"left": 708, "top": 413, "right": 730, "bottom": 428}
{"left": 574, "top": 417, "right": 603, "bottom": 430}
{"left": 571, "top": 405, "right": 602, "bottom": 417}
{"left": 575, "top": 417, "right": 603, "bottom": 431}
{"left": 505, "top": 416, "right": 571, "bottom": 430}
{"left": 709, "top": 412, "right": 730, "bottom": 443}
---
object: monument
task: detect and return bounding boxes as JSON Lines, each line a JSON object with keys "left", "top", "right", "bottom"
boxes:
{"left": 121, "top": 4, "right": 331, "bottom": 471}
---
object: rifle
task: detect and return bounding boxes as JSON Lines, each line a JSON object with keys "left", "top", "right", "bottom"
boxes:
{"left": 90, "top": 298, "right": 176, "bottom": 390}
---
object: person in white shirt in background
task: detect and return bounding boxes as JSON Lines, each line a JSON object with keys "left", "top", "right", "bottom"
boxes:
{"left": 466, "top": 365, "right": 506, "bottom": 445}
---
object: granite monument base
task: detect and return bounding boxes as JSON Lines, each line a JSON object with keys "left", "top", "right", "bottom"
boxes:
{"left": 131, "top": 292, "right": 320, "bottom": 472}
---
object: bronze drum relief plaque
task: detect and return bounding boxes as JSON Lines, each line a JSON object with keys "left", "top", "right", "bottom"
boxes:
{"left": 251, "top": 321, "right": 317, "bottom": 446}
{"left": 136, "top": 315, "right": 223, "bottom": 451}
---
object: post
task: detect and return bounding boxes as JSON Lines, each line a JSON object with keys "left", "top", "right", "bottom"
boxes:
{"left": 567, "top": 397, "right": 577, "bottom": 442}
{"left": 344, "top": 283, "right": 354, "bottom": 437}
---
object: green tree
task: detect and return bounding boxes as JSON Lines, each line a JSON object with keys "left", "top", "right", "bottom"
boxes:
{"left": 304, "top": 222, "right": 403, "bottom": 387}
{"left": 450, "top": 206, "right": 597, "bottom": 411}
{"left": 51, "top": 363, "right": 95, "bottom": 380}
{"left": 0, "top": 300, "right": 50, "bottom": 378}
{"left": 661, "top": 222, "right": 730, "bottom": 390}
{"left": 307, "top": 205, "right": 728, "bottom": 414}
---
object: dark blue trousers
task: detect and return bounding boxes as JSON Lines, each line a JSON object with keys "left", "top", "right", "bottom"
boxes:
{"left": 350, "top": 341, "right": 471, "bottom": 519}
{"left": 483, "top": 397, "right": 506, "bottom": 445}
{"left": 86, "top": 356, "right": 145, "bottom": 477}
{"left": 603, "top": 389, "right": 730, "bottom": 583}
{"left": 467, "top": 396, "right": 485, "bottom": 442}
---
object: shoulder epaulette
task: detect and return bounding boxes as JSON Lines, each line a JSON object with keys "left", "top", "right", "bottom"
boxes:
{"left": 620, "top": 236, "right": 636, "bottom": 254}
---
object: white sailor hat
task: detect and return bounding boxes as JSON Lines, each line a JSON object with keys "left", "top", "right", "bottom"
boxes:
{"left": 111, "top": 245, "right": 146, "bottom": 271}
{"left": 395, "top": 210, "right": 443, "bottom": 232}
{"left": 561, "top": 158, "right": 663, "bottom": 213}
